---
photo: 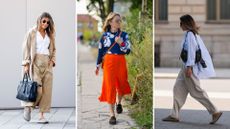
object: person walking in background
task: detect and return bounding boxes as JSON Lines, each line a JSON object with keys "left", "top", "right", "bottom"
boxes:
{"left": 95, "top": 12, "right": 131, "bottom": 125}
{"left": 162, "top": 14, "right": 222, "bottom": 124}
{"left": 21, "top": 12, "right": 56, "bottom": 124}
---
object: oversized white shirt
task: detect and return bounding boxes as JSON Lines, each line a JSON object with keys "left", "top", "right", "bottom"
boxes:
{"left": 181, "top": 31, "right": 216, "bottom": 79}
{"left": 36, "top": 31, "right": 50, "bottom": 55}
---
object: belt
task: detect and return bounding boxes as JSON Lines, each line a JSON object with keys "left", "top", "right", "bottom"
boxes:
{"left": 107, "top": 51, "right": 118, "bottom": 55}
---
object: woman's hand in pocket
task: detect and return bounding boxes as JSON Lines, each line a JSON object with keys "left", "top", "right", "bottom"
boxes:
{"left": 24, "top": 64, "right": 29, "bottom": 73}
{"left": 186, "top": 67, "right": 192, "bottom": 78}
{"left": 49, "top": 60, "right": 54, "bottom": 67}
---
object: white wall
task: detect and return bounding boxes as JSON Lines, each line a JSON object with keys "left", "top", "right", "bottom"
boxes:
{"left": 0, "top": 0, "right": 75, "bottom": 108}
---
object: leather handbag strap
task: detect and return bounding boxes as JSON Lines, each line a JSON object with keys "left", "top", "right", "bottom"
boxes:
{"left": 23, "top": 73, "right": 31, "bottom": 82}
{"left": 105, "top": 31, "right": 122, "bottom": 54}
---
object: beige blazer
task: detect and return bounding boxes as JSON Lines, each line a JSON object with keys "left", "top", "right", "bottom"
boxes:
{"left": 22, "top": 26, "right": 56, "bottom": 79}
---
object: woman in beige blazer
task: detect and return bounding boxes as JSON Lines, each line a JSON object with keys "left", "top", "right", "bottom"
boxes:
{"left": 21, "top": 12, "right": 56, "bottom": 123}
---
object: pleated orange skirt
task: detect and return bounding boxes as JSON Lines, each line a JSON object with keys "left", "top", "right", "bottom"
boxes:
{"left": 98, "top": 54, "right": 131, "bottom": 104}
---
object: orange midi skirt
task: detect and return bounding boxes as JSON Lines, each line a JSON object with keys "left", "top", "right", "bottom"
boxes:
{"left": 99, "top": 54, "right": 131, "bottom": 104}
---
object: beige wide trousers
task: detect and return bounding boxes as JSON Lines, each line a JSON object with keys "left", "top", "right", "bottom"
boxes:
{"left": 170, "top": 66, "right": 218, "bottom": 118}
{"left": 21, "top": 54, "right": 53, "bottom": 113}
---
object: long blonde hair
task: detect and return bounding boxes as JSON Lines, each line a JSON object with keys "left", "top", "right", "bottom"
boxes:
{"left": 102, "top": 12, "right": 121, "bottom": 32}
{"left": 37, "top": 12, "right": 55, "bottom": 41}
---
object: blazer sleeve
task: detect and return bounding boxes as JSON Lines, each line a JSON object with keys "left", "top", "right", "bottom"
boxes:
{"left": 50, "top": 38, "right": 56, "bottom": 67}
{"left": 22, "top": 31, "right": 31, "bottom": 66}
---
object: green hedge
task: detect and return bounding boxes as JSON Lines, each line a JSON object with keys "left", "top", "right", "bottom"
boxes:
{"left": 125, "top": 10, "right": 153, "bottom": 129}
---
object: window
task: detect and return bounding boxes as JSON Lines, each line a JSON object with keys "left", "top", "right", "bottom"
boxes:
{"left": 155, "top": 0, "right": 168, "bottom": 22}
{"left": 207, "top": 0, "right": 230, "bottom": 22}
{"left": 88, "top": 21, "right": 93, "bottom": 29}
{"left": 77, "top": 22, "right": 83, "bottom": 29}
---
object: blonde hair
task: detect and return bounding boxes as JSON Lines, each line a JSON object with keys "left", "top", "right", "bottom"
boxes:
{"left": 102, "top": 12, "right": 121, "bottom": 32}
{"left": 37, "top": 12, "right": 55, "bottom": 41}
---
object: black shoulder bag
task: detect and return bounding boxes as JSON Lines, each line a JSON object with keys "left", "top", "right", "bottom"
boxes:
{"left": 180, "top": 31, "right": 207, "bottom": 68}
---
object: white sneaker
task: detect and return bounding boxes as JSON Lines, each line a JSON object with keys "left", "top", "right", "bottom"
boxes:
{"left": 38, "top": 118, "right": 49, "bottom": 124}
{"left": 23, "top": 107, "right": 31, "bottom": 121}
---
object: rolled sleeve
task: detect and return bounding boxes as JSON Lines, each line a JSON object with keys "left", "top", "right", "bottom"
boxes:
{"left": 50, "top": 39, "right": 56, "bottom": 67}
{"left": 22, "top": 31, "right": 31, "bottom": 66}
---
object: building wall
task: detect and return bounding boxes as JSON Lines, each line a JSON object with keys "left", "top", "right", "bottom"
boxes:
{"left": 0, "top": 0, "right": 75, "bottom": 108}
{"left": 155, "top": 0, "right": 230, "bottom": 67}
{"left": 77, "top": 15, "right": 98, "bottom": 38}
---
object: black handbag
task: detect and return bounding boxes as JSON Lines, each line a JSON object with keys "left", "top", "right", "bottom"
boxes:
{"left": 180, "top": 31, "right": 207, "bottom": 68}
{"left": 16, "top": 73, "right": 38, "bottom": 102}
{"left": 180, "top": 44, "right": 201, "bottom": 63}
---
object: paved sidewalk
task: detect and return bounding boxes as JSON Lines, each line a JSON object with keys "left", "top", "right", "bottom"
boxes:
{"left": 155, "top": 76, "right": 230, "bottom": 129}
{"left": 77, "top": 44, "right": 138, "bottom": 129}
{"left": 155, "top": 108, "right": 230, "bottom": 129}
{"left": 0, "top": 108, "right": 75, "bottom": 129}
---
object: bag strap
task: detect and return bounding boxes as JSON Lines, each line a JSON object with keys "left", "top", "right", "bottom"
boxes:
{"left": 183, "top": 31, "right": 200, "bottom": 49}
{"left": 194, "top": 34, "right": 200, "bottom": 49}
{"left": 105, "top": 31, "right": 122, "bottom": 54}
{"left": 23, "top": 73, "right": 31, "bottom": 82}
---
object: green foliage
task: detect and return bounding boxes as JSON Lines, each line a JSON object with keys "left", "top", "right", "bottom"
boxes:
{"left": 125, "top": 9, "right": 153, "bottom": 128}
{"left": 125, "top": 0, "right": 153, "bottom": 18}
{"left": 83, "top": 31, "right": 101, "bottom": 44}
{"left": 86, "top": 0, "right": 114, "bottom": 21}
{"left": 83, "top": 31, "right": 93, "bottom": 42}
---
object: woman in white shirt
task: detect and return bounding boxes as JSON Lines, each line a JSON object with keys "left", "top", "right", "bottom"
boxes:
{"left": 21, "top": 12, "right": 56, "bottom": 124}
{"left": 162, "top": 14, "right": 222, "bottom": 124}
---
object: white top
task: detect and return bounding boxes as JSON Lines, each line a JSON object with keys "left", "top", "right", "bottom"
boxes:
{"left": 181, "top": 31, "right": 216, "bottom": 79}
{"left": 36, "top": 31, "right": 50, "bottom": 55}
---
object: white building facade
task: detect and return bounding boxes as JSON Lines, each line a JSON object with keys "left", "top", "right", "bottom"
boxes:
{"left": 0, "top": 0, "right": 75, "bottom": 108}
{"left": 155, "top": 0, "right": 230, "bottom": 67}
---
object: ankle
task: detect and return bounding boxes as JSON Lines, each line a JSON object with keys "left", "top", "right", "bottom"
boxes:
{"left": 213, "top": 111, "right": 219, "bottom": 114}
{"left": 110, "top": 113, "right": 115, "bottom": 117}
{"left": 25, "top": 106, "right": 31, "bottom": 110}
{"left": 40, "top": 115, "right": 45, "bottom": 119}
{"left": 40, "top": 116, "right": 45, "bottom": 120}
{"left": 213, "top": 111, "right": 222, "bottom": 115}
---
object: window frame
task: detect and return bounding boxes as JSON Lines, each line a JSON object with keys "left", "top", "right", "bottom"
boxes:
{"left": 206, "top": 0, "right": 230, "bottom": 23}
{"left": 155, "top": 0, "right": 168, "bottom": 24}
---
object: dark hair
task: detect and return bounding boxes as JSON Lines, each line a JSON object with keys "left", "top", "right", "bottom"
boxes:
{"left": 180, "top": 14, "right": 199, "bottom": 35}
{"left": 37, "top": 12, "right": 55, "bottom": 41}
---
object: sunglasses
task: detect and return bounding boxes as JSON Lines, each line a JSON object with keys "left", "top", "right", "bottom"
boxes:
{"left": 42, "top": 20, "right": 50, "bottom": 25}
{"left": 115, "top": 19, "right": 121, "bottom": 23}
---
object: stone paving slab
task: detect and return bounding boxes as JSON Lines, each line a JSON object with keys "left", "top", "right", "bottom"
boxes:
{"left": 155, "top": 108, "right": 230, "bottom": 129}
{"left": 0, "top": 108, "right": 75, "bottom": 129}
{"left": 78, "top": 44, "right": 138, "bottom": 129}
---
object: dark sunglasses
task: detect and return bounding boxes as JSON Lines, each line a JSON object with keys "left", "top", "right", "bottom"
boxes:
{"left": 115, "top": 19, "right": 121, "bottom": 23}
{"left": 42, "top": 20, "right": 50, "bottom": 25}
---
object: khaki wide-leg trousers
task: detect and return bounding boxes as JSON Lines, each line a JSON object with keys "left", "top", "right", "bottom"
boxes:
{"left": 21, "top": 54, "right": 53, "bottom": 113}
{"left": 170, "top": 67, "right": 217, "bottom": 118}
